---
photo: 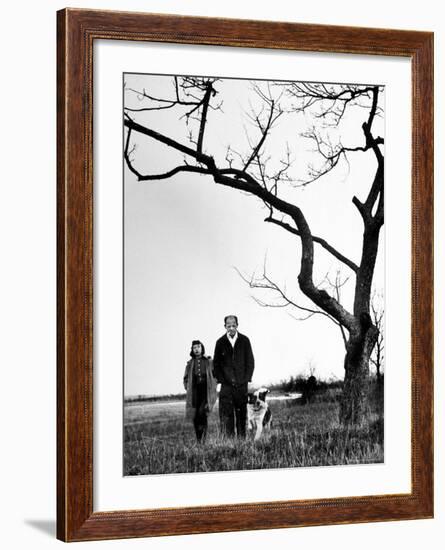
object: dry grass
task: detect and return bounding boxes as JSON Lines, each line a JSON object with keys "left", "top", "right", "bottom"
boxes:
{"left": 124, "top": 394, "right": 383, "bottom": 476}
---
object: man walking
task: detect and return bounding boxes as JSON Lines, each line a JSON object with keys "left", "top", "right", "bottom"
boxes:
{"left": 213, "top": 315, "right": 255, "bottom": 438}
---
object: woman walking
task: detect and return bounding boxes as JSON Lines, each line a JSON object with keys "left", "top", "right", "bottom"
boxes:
{"left": 183, "top": 340, "right": 217, "bottom": 442}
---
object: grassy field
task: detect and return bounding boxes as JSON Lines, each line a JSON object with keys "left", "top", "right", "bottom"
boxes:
{"left": 124, "top": 387, "right": 383, "bottom": 476}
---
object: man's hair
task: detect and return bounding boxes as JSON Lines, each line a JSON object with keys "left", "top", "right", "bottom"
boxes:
{"left": 190, "top": 339, "right": 205, "bottom": 357}
{"left": 224, "top": 315, "right": 238, "bottom": 325}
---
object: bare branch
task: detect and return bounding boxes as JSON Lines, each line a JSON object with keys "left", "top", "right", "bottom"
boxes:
{"left": 196, "top": 83, "right": 214, "bottom": 153}
{"left": 124, "top": 127, "right": 143, "bottom": 179}
{"left": 278, "top": 82, "right": 381, "bottom": 127}
{"left": 233, "top": 265, "right": 335, "bottom": 323}
{"left": 264, "top": 216, "right": 359, "bottom": 273}
{"left": 242, "top": 85, "right": 284, "bottom": 172}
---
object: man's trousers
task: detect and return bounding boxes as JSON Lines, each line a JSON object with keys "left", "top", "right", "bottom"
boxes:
{"left": 219, "top": 383, "right": 247, "bottom": 438}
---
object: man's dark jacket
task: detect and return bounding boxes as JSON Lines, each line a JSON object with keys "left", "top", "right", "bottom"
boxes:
{"left": 213, "top": 333, "right": 255, "bottom": 387}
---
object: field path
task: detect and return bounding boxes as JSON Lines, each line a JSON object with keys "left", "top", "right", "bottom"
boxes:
{"left": 124, "top": 393, "right": 302, "bottom": 426}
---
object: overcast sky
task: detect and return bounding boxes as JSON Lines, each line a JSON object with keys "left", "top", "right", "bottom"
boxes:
{"left": 123, "top": 74, "right": 384, "bottom": 397}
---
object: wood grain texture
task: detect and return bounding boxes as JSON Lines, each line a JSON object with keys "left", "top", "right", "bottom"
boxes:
{"left": 57, "top": 8, "right": 434, "bottom": 542}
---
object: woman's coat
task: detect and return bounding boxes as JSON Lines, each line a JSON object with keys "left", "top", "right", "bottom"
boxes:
{"left": 183, "top": 356, "right": 218, "bottom": 420}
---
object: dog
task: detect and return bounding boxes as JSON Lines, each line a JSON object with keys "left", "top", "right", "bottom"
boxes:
{"left": 247, "top": 387, "right": 272, "bottom": 440}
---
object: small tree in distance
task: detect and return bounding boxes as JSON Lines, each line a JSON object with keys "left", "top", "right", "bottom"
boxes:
{"left": 370, "top": 292, "right": 384, "bottom": 385}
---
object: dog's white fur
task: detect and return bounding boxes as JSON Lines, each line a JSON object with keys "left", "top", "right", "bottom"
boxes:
{"left": 247, "top": 387, "right": 272, "bottom": 440}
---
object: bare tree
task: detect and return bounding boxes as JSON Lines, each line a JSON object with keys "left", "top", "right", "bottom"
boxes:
{"left": 123, "top": 76, "right": 384, "bottom": 425}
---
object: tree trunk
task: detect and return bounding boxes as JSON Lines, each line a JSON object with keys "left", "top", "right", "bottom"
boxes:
{"left": 376, "top": 362, "right": 382, "bottom": 385}
{"left": 339, "top": 318, "right": 378, "bottom": 425}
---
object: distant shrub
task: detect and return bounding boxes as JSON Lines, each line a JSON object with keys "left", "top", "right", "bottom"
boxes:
{"left": 125, "top": 392, "right": 186, "bottom": 404}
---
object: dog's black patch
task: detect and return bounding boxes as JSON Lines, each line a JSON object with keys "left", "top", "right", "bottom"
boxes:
{"left": 258, "top": 390, "right": 268, "bottom": 402}
{"left": 263, "top": 408, "right": 272, "bottom": 427}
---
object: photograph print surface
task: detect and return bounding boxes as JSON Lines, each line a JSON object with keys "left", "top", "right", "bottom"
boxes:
{"left": 123, "top": 73, "right": 385, "bottom": 476}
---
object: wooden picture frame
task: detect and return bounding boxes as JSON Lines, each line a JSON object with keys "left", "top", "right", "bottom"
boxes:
{"left": 57, "top": 8, "right": 434, "bottom": 542}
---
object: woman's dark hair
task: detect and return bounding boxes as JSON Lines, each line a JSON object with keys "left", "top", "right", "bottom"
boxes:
{"left": 190, "top": 340, "right": 205, "bottom": 357}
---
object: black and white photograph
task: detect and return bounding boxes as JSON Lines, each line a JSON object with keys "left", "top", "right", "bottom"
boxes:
{"left": 1, "top": 0, "right": 440, "bottom": 547}
{"left": 123, "top": 73, "right": 385, "bottom": 476}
